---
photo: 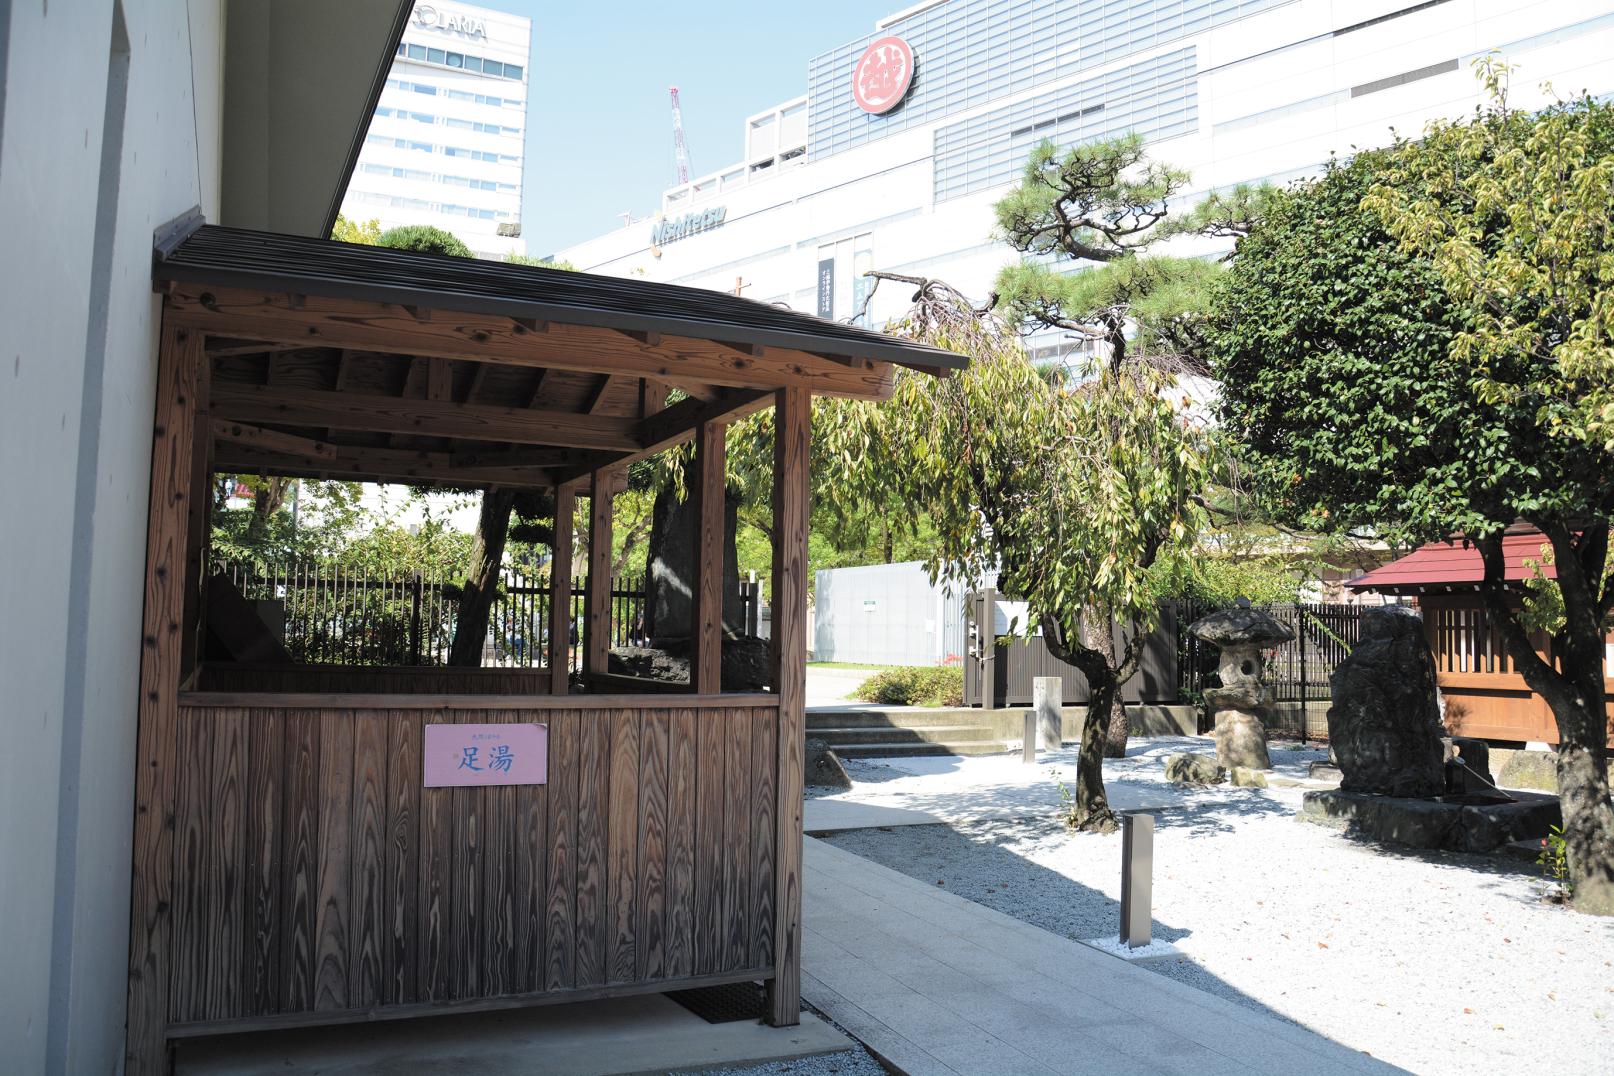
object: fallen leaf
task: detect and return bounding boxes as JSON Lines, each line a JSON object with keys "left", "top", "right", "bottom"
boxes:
{"left": 1463, "top": 1008, "right": 1474, "bottom": 1014}
{"left": 1317, "top": 942, "right": 1329, "bottom": 949}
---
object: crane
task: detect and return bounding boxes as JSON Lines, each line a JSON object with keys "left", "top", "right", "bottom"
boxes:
{"left": 669, "top": 86, "right": 691, "bottom": 186}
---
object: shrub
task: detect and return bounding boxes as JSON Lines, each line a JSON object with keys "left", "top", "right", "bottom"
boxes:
{"left": 377, "top": 224, "right": 474, "bottom": 258}
{"left": 853, "top": 665, "right": 964, "bottom": 707}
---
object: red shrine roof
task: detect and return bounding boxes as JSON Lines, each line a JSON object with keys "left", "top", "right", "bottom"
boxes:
{"left": 1347, "top": 530, "right": 1557, "bottom": 594}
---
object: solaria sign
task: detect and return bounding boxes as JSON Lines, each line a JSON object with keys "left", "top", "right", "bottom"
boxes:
{"left": 413, "top": 4, "right": 488, "bottom": 38}
{"left": 652, "top": 206, "right": 727, "bottom": 246}
{"left": 853, "top": 35, "right": 915, "bottom": 114}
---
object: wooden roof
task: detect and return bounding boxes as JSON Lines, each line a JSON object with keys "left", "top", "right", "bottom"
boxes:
{"left": 1346, "top": 530, "right": 1557, "bottom": 594}
{"left": 154, "top": 223, "right": 963, "bottom": 491}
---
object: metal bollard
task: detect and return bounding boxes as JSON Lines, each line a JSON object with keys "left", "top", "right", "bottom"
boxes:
{"left": 1119, "top": 811, "right": 1154, "bottom": 949}
{"left": 1023, "top": 708, "right": 1038, "bottom": 764}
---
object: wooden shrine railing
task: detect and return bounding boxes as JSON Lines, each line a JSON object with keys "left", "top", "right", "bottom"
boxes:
{"left": 162, "top": 693, "right": 780, "bottom": 1034}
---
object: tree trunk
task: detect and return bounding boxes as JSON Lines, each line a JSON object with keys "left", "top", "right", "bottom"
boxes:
{"left": 1083, "top": 604, "right": 1129, "bottom": 758}
{"left": 448, "top": 487, "right": 517, "bottom": 667}
{"left": 244, "top": 476, "right": 293, "bottom": 546}
{"left": 1044, "top": 616, "right": 1119, "bottom": 833}
{"left": 1480, "top": 528, "right": 1614, "bottom": 915}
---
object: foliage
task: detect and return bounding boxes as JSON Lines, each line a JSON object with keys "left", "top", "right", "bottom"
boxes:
{"left": 852, "top": 665, "right": 965, "bottom": 707}
{"left": 332, "top": 214, "right": 382, "bottom": 245}
{"left": 1539, "top": 824, "right": 1573, "bottom": 901}
{"left": 505, "top": 252, "right": 578, "bottom": 271}
{"left": 1147, "top": 552, "right": 1303, "bottom": 606}
{"left": 1214, "top": 62, "right": 1614, "bottom": 913}
{"left": 377, "top": 224, "right": 474, "bottom": 258}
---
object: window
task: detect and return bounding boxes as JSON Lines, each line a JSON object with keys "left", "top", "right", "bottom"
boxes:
{"left": 427, "top": 47, "right": 445, "bottom": 64}
{"left": 504, "top": 64, "right": 522, "bottom": 80}
{"left": 482, "top": 60, "right": 503, "bottom": 78}
{"left": 463, "top": 55, "right": 482, "bottom": 73}
{"left": 407, "top": 44, "right": 425, "bottom": 61}
{"left": 447, "top": 52, "right": 463, "bottom": 68}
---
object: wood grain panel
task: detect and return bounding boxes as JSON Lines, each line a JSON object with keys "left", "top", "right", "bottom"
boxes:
{"left": 574, "top": 711, "right": 607, "bottom": 986}
{"left": 169, "top": 710, "right": 212, "bottom": 1023}
{"left": 450, "top": 774, "right": 482, "bottom": 1000}
{"left": 350, "top": 712, "right": 387, "bottom": 1008}
{"left": 313, "top": 716, "right": 354, "bottom": 1011}
{"left": 543, "top": 710, "right": 577, "bottom": 991}
{"left": 693, "top": 709, "right": 726, "bottom": 976}
{"left": 243, "top": 708, "right": 284, "bottom": 1016}
{"left": 607, "top": 710, "right": 641, "bottom": 983}
{"left": 722, "top": 711, "right": 753, "bottom": 970}
{"left": 749, "top": 707, "right": 777, "bottom": 968}
{"left": 482, "top": 712, "right": 518, "bottom": 997}
{"left": 383, "top": 711, "right": 421, "bottom": 1005}
{"left": 204, "top": 708, "right": 247, "bottom": 1021}
{"left": 664, "top": 708, "right": 697, "bottom": 979}
{"left": 513, "top": 737, "right": 548, "bottom": 994}
{"left": 636, "top": 708, "right": 669, "bottom": 981}
{"left": 417, "top": 772, "right": 454, "bottom": 1002}
{"left": 279, "top": 711, "right": 322, "bottom": 1012}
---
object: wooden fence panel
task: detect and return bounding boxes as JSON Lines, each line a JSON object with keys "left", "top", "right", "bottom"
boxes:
{"left": 165, "top": 697, "right": 779, "bottom": 1032}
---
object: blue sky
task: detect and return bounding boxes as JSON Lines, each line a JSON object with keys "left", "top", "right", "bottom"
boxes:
{"left": 479, "top": 1, "right": 893, "bottom": 256}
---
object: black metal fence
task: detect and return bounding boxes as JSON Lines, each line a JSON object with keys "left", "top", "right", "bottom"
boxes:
{"left": 966, "top": 592, "right": 1365, "bottom": 737}
{"left": 217, "top": 561, "right": 646, "bottom": 670}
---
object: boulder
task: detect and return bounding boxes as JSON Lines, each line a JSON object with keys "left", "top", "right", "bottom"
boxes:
{"left": 608, "top": 636, "right": 771, "bottom": 692}
{"left": 1164, "top": 753, "right": 1226, "bottom": 785}
{"left": 1230, "top": 766, "right": 1269, "bottom": 788}
{"left": 1213, "top": 710, "right": 1271, "bottom": 770}
{"left": 1496, "top": 748, "right": 1559, "bottom": 792}
{"left": 1326, "top": 604, "right": 1446, "bottom": 797}
{"left": 805, "top": 738, "right": 852, "bottom": 789}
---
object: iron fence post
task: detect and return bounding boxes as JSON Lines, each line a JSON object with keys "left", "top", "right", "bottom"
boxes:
{"left": 409, "top": 571, "right": 422, "bottom": 666}
{"left": 1298, "top": 606, "right": 1308, "bottom": 745}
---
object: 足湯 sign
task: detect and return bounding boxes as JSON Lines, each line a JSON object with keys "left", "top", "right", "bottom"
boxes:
{"left": 423, "top": 722, "right": 548, "bottom": 787}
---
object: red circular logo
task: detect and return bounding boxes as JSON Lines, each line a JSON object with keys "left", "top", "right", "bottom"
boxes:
{"left": 853, "top": 36, "right": 914, "bottom": 115}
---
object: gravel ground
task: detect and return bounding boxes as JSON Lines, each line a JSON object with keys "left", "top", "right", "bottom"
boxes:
{"left": 818, "top": 739, "right": 1614, "bottom": 1076}
{"left": 681, "top": 1047, "right": 886, "bottom": 1076}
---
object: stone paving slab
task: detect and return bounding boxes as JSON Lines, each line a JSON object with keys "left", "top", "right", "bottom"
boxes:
{"left": 802, "top": 837, "right": 1403, "bottom": 1076}
{"left": 804, "top": 799, "right": 943, "bottom": 833}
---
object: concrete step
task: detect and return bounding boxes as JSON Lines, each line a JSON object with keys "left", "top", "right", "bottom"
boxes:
{"left": 809, "top": 724, "right": 1002, "bottom": 746}
{"left": 828, "top": 740, "right": 1016, "bottom": 760}
{"left": 806, "top": 709, "right": 984, "bottom": 730}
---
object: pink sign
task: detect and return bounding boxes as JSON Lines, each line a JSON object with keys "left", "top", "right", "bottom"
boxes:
{"left": 423, "top": 723, "right": 548, "bottom": 787}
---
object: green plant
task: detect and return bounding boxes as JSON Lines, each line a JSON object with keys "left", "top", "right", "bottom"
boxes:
{"left": 1539, "top": 825, "right": 1574, "bottom": 901}
{"left": 852, "top": 665, "right": 964, "bottom": 707}
{"left": 377, "top": 224, "right": 474, "bottom": 258}
{"left": 1050, "top": 769, "right": 1080, "bottom": 831}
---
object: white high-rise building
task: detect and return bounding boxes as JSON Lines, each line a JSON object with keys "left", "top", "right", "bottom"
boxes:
{"left": 343, "top": 2, "right": 531, "bottom": 258}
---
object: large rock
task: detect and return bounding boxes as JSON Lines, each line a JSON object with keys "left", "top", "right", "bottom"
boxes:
{"left": 1327, "top": 605, "right": 1446, "bottom": 797}
{"left": 643, "top": 485, "right": 744, "bottom": 642}
{"left": 1214, "top": 710, "right": 1272, "bottom": 770}
{"left": 608, "top": 636, "right": 771, "bottom": 691}
{"left": 805, "top": 738, "right": 852, "bottom": 789}
{"left": 1164, "top": 753, "right": 1226, "bottom": 785}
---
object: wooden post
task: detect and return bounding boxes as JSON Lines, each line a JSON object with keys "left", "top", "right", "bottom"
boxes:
{"left": 584, "top": 468, "right": 616, "bottom": 680}
{"left": 766, "top": 386, "right": 807, "bottom": 1027}
{"left": 180, "top": 347, "right": 212, "bottom": 681}
{"left": 693, "top": 419, "right": 726, "bottom": 694}
{"left": 979, "top": 588, "right": 997, "bottom": 709}
{"left": 127, "top": 323, "right": 204, "bottom": 1074}
{"left": 549, "top": 486, "right": 575, "bottom": 695}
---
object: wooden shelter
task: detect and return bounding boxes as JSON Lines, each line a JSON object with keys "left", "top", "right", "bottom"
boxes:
{"left": 1347, "top": 530, "right": 1614, "bottom": 746}
{"left": 127, "top": 220, "right": 962, "bottom": 1073}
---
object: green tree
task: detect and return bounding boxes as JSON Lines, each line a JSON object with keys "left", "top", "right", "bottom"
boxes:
{"left": 332, "top": 213, "right": 382, "bottom": 245}
{"left": 992, "top": 134, "right": 1228, "bottom": 757}
{"left": 1213, "top": 66, "right": 1614, "bottom": 913}
{"left": 881, "top": 287, "right": 1211, "bottom": 831}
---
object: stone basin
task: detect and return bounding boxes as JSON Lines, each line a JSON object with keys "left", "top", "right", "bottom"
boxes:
{"left": 1299, "top": 788, "right": 1561, "bottom": 854}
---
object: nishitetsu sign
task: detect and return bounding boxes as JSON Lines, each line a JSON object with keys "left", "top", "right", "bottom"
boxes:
{"left": 853, "top": 35, "right": 914, "bottom": 114}
{"left": 423, "top": 722, "right": 548, "bottom": 787}
{"left": 652, "top": 206, "right": 727, "bottom": 246}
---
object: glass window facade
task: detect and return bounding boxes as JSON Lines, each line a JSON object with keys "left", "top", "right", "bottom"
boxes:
{"left": 933, "top": 48, "right": 1198, "bottom": 201}
{"left": 807, "top": 0, "right": 1288, "bottom": 160}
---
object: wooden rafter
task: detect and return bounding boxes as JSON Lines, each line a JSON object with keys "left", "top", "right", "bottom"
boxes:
{"left": 211, "top": 383, "right": 642, "bottom": 452}
{"left": 212, "top": 418, "right": 337, "bottom": 459}
{"left": 213, "top": 443, "right": 557, "bottom": 488}
{"left": 583, "top": 374, "right": 613, "bottom": 415}
{"left": 165, "top": 285, "right": 898, "bottom": 399}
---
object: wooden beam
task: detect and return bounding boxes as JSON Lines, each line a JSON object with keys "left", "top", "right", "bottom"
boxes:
{"left": 465, "top": 362, "right": 491, "bottom": 404}
{"left": 714, "top": 340, "right": 764, "bottom": 358}
{"left": 212, "top": 418, "right": 338, "bottom": 459}
{"left": 450, "top": 446, "right": 611, "bottom": 470}
{"left": 767, "top": 385, "right": 808, "bottom": 1028}
{"left": 211, "top": 384, "right": 643, "bottom": 452}
{"left": 584, "top": 468, "right": 617, "bottom": 678}
{"left": 204, "top": 340, "right": 308, "bottom": 358}
{"left": 527, "top": 367, "right": 550, "bottom": 408}
{"left": 552, "top": 389, "right": 772, "bottom": 489}
{"left": 181, "top": 345, "right": 214, "bottom": 680}
{"left": 427, "top": 357, "right": 452, "bottom": 401}
{"left": 213, "top": 445, "right": 557, "bottom": 488}
{"left": 128, "top": 323, "right": 204, "bottom": 1074}
{"left": 549, "top": 487, "right": 575, "bottom": 695}
{"left": 164, "top": 285, "right": 899, "bottom": 399}
{"left": 692, "top": 419, "right": 726, "bottom": 694}
{"left": 583, "top": 374, "right": 613, "bottom": 415}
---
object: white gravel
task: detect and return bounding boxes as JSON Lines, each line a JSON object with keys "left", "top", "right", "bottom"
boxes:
{"left": 680, "top": 1048, "right": 885, "bottom": 1076}
{"left": 817, "top": 738, "right": 1614, "bottom": 1076}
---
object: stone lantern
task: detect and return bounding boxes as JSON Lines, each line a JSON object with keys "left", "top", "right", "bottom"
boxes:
{"left": 1187, "top": 602, "right": 1294, "bottom": 770}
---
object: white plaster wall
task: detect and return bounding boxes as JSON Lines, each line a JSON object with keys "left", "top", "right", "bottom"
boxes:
{"left": 0, "top": 2, "right": 224, "bottom": 1071}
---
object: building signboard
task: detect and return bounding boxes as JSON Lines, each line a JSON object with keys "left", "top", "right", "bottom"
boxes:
{"left": 853, "top": 35, "right": 914, "bottom": 114}
{"left": 652, "top": 205, "right": 727, "bottom": 246}
{"left": 816, "top": 257, "right": 835, "bottom": 318}
{"left": 412, "top": 3, "right": 488, "bottom": 38}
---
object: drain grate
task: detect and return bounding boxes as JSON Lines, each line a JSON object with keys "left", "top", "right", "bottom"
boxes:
{"left": 666, "top": 980, "right": 767, "bottom": 1023}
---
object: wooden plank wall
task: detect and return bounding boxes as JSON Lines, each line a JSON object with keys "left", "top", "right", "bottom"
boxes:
{"left": 165, "top": 699, "right": 778, "bottom": 1031}
{"left": 196, "top": 663, "right": 554, "bottom": 696}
